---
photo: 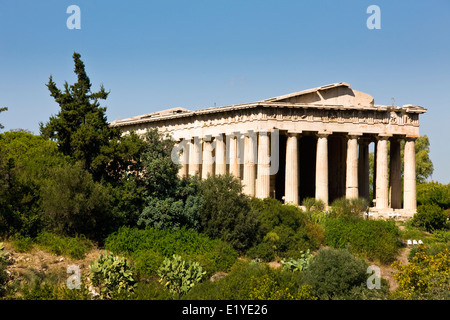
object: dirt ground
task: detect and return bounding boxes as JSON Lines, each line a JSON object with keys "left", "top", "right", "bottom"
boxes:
{"left": 2, "top": 241, "right": 103, "bottom": 288}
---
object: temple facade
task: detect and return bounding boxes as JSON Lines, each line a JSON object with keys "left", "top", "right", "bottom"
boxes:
{"left": 110, "top": 82, "right": 427, "bottom": 218}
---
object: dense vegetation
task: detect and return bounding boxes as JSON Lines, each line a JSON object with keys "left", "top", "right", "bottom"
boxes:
{"left": 0, "top": 53, "right": 449, "bottom": 300}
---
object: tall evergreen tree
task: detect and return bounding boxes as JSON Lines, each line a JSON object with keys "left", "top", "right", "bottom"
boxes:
{"left": 39, "top": 52, "right": 120, "bottom": 180}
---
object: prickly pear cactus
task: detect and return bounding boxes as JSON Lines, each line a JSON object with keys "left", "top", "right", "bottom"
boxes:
{"left": 89, "top": 251, "right": 136, "bottom": 299}
{"left": 157, "top": 254, "right": 206, "bottom": 296}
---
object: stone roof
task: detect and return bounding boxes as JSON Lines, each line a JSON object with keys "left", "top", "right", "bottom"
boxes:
{"left": 110, "top": 83, "right": 427, "bottom": 127}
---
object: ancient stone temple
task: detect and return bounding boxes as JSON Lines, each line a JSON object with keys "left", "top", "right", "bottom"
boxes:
{"left": 110, "top": 82, "right": 427, "bottom": 218}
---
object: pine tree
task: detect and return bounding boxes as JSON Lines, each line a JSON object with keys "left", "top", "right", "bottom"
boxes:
{"left": 40, "top": 52, "right": 120, "bottom": 180}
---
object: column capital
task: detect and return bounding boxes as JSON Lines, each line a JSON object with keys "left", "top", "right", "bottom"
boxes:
{"left": 316, "top": 131, "right": 331, "bottom": 138}
{"left": 376, "top": 134, "right": 391, "bottom": 141}
{"left": 203, "top": 134, "right": 212, "bottom": 141}
{"left": 405, "top": 136, "right": 418, "bottom": 142}
{"left": 347, "top": 132, "right": 363, "bottom": 138}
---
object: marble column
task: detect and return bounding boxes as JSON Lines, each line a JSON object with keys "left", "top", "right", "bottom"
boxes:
{"left": 256, "top": 132, "right": 271, "bottom": 199}
{"left": 228, "top": 134, "right": 240, "bottom": 178}
{"left": 404, "top": 137, "right": 417, "bottom": 211}
{"left": 215, "top": 133, "right": 226, "bottom": 175}
{"left": 358, "top": 138, "right": 370, "bottom": 202}
{"left": 178, "top": 139, "right": 189, "bottom": 178}
{"left": 315, "top": 133, "right": 329, "bottom": 205}
{"left": 346, "top": 135, "right": 359, "bottom": 199}
{"left": 201, "top": 136, "right": 214, "bottom": 179}
{"left": 285, "top": 133, "right": 299, "bottom": 205}
{"left": 376, "top": 136, "right": 389, "bottom": 209}
{"left": 389, "top": 138, "right": 402, "bottom": 209}
{"left": 188, "top": 136, "right": 201, "bottom": 177}
{"left": 243, "top": 131, "right": 256, "bottom": 196}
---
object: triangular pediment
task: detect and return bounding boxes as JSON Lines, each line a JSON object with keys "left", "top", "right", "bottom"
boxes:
{"left": 262, "top": 82, "right": 375, "bottom": 107}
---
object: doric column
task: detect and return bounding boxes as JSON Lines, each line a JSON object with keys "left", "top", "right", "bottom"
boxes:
{"left": 376, "top": 136, "right": 389, "bottom": 209}
{"left": 177, "top": 139, "right": 189, "bottom": 178}
{"left": 285, "top": 133, "right": 299, "bottom": 205}
{"left": 228, "top": 134, "right": 240, "bottom": 178}
{"left": 390, "top": 138, "right": 402, "bottom": 209}
{"left": 315, "top": 132, "right": 329, "bottom": 205}
{"left": 358, "top": 138, "right": 370, "bottom": 202}
{"left": 215, "top": 133, "right": 226, "bottom": 175}
{"left": 256, "top": 131, "right": 271, "bottom": 199}
{"left": 201, "top": 136, "right": 214, "bottom": 179}
{"left": 243, "top": 131, "right": 256, "bottom": 196}
{"left": 346, "top": 134, "right": 359, "bottom": 199}
{"left": 188, "top": 136, "right": 201, "bottom": 177}
{"left": 404, "top": 137, "right": 417, "bottom": 212}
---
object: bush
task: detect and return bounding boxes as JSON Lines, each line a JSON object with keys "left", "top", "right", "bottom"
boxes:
{"left": 132, "top": 250, "right": 165, "bottom": 278}
{"left": 280, "top": 250, "right": 314, "bottom": 272}
{"left": 184, "top": 260, "right": 315, "bottom": 300}
{"left": 411, "top": 204, "right": 448, "bottom": 232}
{"left": 329, "top": 197, "right": 368, "bottom": 219}
{"left": 35, "top": 232, "right": 93, "bottom": 260}
{"left": 325, "top": 217, "right": 400, "bottom": 263}
{"left": 138, "top": 195, "right": 203, "bottom": 231}
{"left": 392, "top": 248, "right": 450, "bottom": 299}
{"left": 158, "top": 254, "right": 206, "bottom": 297}
{"left": 302, "top": 248, "right": 368, "bottom": 299}
{"left": 40, "top": 162, "right": 112, "bottom": 240}
{"left": 199, "top": 174, "right": 260, "bottom": 252}
{"left": 12, "top": 235, "right": 34, "bottom": 253}
{"left": 0, "top": 131, "right": 68, "bottom": 238}
{"left": 105, "top": 226, "right": 238, "bottom": 277}
{"left": 247, "top": 242, "right": 276, "bottom": 262}
{"left": 89, "top": 251, "right": 137, "bottom": 299}
{"left": 250, "top": 198, "right": 324, "bottom": 259}
{"left": 417, "top": 181, "right": 450, "bottom": 209}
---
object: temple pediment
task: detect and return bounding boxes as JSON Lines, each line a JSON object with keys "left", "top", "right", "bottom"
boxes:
{"left": 110, "top": 82, "right": 426, "bottom": 129}
{"left": 262, "top": 82, "right": 375, "bottom": 107}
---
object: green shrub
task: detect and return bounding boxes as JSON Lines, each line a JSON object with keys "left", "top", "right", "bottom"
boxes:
{"left": 302, "top": 197, "right": 325, "bottom": 215}
{"left": 329, "top": 197, "right": 368, "bottom": 219}
{"left": 132, "top": 280, "right": 172, "bottom": 300}
{"left": 89, "top": 251, "right": 137, "bottom": 300}
{"left": 417, "top": 181, "right": 450, "bottom": 209}
{"left": 20, "top": 279, "right": 58, "bottom": 300}
{"left": 325, "top": 217, "right": 400, "bottom": 263}
{"left": 280, "top": 250, "right": 314, "bottom": 272}
{"left": 138, "top": 195, "right": 203, "bottom": 231}
{"left": 184, "top": 260, "right": 315, "bottom": 300}
{"left": 411, "top": 203, "right": 448, "bottom": 232}
{"left": 247, "top": 242, "right": 276, "bottom": 262}
{"left": 40, "top": 162, "right": 112, "bottom": 240}
{"left": 105, "top": 226, "right": 238, "bottom": 276}
{"left": 199, "top": 174, "right": 260, "bottom": 252}
{"left": 250, "top": 197, "right": 324, "bottom": 258}
{"left": 35, "top": 232, "right": 92, "bottom": 260}
{"left": 392, "top": 248, "right": 450, "bottom": 299}
{"left": 132, "top": 250, "right": 165, "bottom": 278}
{"left": 158, "top": 254, "right": 206, "bottom": 297}
{"left": 302, "top": 248, "right": 368, "bottom": 299}
{"left": 12, "top": 235, "right": 34, "bottom": 253}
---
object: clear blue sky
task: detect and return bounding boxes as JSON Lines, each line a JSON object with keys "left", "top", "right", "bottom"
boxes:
{"left": 1, "top": 0, "right": 449, "bottom": 183}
